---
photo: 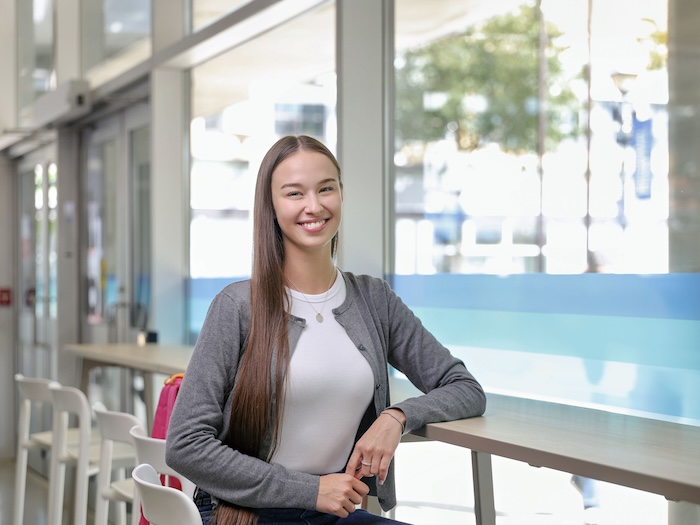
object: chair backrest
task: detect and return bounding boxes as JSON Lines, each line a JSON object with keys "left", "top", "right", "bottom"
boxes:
{"left": 93, "top": 407, "right": 145, "bottom": 525}
{"left": 132, "top": 463, "right": 202, "bottom": 525}
{"left": 15, "top": 374, "right": 59, "bottom": 447}
{"left": 96, "top": 406, "right": 144, "bottom": 445}
{"left": 48, "top": 384, "right": 93, "bottom": 525}
{"left": 129, "top": 425, "right": 196, "bottom": 497}
{"left": 15, "top": 373, "right": 57, "bottom": 403}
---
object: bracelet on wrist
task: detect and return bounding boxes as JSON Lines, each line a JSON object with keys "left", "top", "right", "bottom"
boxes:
{"left": 381, "top": 410, "right": 405, "bottom": 433}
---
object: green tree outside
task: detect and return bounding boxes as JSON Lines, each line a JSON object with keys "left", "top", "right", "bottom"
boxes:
{"left": 395, "top": 4, "right": 580, "bottom": 154}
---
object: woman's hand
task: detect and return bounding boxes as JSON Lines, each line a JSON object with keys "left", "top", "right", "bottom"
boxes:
{"left": 316, "top": 473, "right": 369, "bottom": 517}
{"left": 344, "top": 409, "right": 406, "bottom": 485}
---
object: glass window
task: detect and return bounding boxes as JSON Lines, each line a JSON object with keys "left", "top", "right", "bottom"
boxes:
{"left": 392, "top": 7, "right": 697, "bottom": 520}
{"left": 188, "top": 2, "right": 335, "bottom": 342}
{"left": 394, "top": 0, "right": 674, "bottom": 276}
{"left": 85, "top": 139, "right": 118, "bottom": 324}
{"left": 130, "top": 126, "right": 151, "bottom": 331}
{"left": 393, "top": 0, "right": 699, "bottom": 427}
{"left": 17, "top": 0, "right": 55, "bottom": 119}
{"left": 191, "top": 0, "right": 250, "bottom": 31}
{"left": 82, "top": 0, "right": 151, "bottom": 77}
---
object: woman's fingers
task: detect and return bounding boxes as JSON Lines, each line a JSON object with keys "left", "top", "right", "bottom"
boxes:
{"left": 316, "top": 473, "right": 370, "bottom": 518}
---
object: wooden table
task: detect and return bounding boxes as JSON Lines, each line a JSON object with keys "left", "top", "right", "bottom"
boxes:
{"left": 412, "top": 393, "right": 700, "bottom": 524}
{"left": 64, "top": 343, "right": 192, "bottom": 428}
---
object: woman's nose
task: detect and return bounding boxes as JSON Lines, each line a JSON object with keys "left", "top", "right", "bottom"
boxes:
{"left": 305, "top": 194, "right": 323, "bottom": 213}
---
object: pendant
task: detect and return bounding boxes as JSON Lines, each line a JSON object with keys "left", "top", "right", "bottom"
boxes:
{"left": 316, "top": 313, "right": 324, "bottom": 323}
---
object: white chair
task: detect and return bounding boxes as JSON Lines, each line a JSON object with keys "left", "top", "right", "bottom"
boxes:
{"left": 48, "top": 384, "right": 136, "bottom": 525}
{"left": 14, "top": 374, "right": 60, "bottom": 525}
{"left": 130, "top": 425, "right": 197, "bottom": 525}
{"left": 94, "top": 406, "right": 145, "bottom": 525}
{"left": 132, "top": 463, "right": 201, "bottom": 525}
{"left": 48, "top": 384, "right": 95, "bottom": 525}
{"left": 129, "top": 425, "right": 196, "bottom": 498}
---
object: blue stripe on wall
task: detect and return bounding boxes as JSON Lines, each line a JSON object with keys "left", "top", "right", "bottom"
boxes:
{"left": 392, "top": 274, "right": 700, "bottom": 320}
{"left": 412, "top": 307, "right": 700, "bottom": 370}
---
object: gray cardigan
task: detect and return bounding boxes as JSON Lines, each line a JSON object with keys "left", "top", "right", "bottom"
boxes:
{"left": 166, "top": 271, "right": 486, "bottom": 512}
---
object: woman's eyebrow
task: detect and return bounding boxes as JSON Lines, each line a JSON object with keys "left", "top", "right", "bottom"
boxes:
{"left": 279, "top": 178, "right": 338, "bottom": 190}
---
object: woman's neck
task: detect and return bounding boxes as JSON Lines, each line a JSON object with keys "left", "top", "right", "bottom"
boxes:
{"left": 284, "top": 260, "right": 336, "bottom": 294}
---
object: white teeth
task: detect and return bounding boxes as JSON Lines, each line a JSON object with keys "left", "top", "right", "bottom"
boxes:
{"left": 302, "top": 220, "right": 325, "bottom": 229}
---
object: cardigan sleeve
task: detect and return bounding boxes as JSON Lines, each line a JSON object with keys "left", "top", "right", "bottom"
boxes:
{"left": 380, "top": 279, "right": 486, "bottom": 432}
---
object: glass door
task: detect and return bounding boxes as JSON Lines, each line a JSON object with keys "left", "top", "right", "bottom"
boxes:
{"left": 17, "top": 146, "right": 59, "bottom": 381}
{"left": 16, "top": 145, "right": 59, "bottom": 476}
{"left": 81, "top": 102, "right": 151, "bottom": 413}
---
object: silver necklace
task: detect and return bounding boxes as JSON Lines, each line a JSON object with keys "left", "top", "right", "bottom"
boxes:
{"left": 286, "top": 268, "right": 336, "bottom": 323}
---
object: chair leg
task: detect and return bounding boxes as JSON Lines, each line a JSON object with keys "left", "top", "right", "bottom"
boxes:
{"left": 73, "top": 457, "right": 90, "bottom": 525}
{"left": 48, "top": 459, "right": 66, "bottom": 525}
{"left": 13, "top": 446, "right": 29, "bottom": 525}
{"left": 131, "top": 489, "right": 142, "bottom": 525}
{"left": 116, "top": 467, "right": 127, "bottom": 525}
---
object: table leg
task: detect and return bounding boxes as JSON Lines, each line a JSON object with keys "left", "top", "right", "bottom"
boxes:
{"left": 79, "top": 358, "right": 98, "bottom": 398}
{"left": 143, "top": 372, "right": 155, "bottom": 431}
{"left": 472, "top": 451, "right": 496, "bottom": 525}
{"left": 668, "top": 501, "right": 700, "bottom": 525}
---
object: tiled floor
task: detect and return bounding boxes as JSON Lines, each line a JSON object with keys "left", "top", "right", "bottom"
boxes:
{"left": 2, "top": 440, "right": 669, "bottom": 525}
{"left": 0, "top": 458, "right": 70, "bottom": 525}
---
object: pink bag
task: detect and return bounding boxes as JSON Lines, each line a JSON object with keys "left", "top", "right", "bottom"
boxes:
{"left": 139, "top": 372, "right": 184, "bottom": 525}
{"left": 151, "top": 372, "right": 184, "bottom": 440}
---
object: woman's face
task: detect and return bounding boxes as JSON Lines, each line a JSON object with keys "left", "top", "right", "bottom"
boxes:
{"left": 271, "top": 149, "right": 342, "bottom": 257}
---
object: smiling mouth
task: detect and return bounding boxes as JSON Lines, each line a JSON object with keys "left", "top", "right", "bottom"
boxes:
{"left": 300, "top": 219, "right": 327, "bottom": 230}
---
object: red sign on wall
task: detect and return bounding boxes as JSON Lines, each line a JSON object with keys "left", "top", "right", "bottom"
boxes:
{"left": 0, "top": 288, "right": 12, "bottom": 306}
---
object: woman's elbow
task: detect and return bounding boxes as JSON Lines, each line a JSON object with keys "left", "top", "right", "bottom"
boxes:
{"left": 466, "top": 381, "right": 487, "bottom": 417}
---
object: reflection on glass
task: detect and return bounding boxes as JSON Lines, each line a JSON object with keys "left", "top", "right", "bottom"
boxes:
{"left": 86, "top": 140, "right": 118, "bottom": 323}
{"left": 20, "top": 172, "right": 36, "bottom": 319}
{"left": 191, "top": 0, "right": 249, "bottom": 31}
{"left": 48, "top": 163, "right": 58, "bottom": 319}
{"left": 17, "top": 0, "right": 55, "bottom": 114}
{"left": 34, "top": 165, "right": 45, "bottom": 319}
{"left": 82, "top": 0, "right": 151, "bottom": 73}
{"left": 394, "top": 0, "right": 670, "bottom": 275}
{"left": 130, "top": 126, "right": 151, "bottom": 330}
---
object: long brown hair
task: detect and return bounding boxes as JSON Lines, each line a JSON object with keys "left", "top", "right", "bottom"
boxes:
{"left": 213, "top": 136, "right": 341, "bottom": 525}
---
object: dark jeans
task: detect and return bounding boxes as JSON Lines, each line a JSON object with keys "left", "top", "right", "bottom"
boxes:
{"left": 256, "top": 508, "right": 411, "bottom": 525}
{"left": 196, "top": 489, "right": 410, "bottom": 525}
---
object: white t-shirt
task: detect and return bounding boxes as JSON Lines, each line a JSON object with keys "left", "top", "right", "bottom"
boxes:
{"left": 271, "top": 270, "right": 374, "bottom": 475}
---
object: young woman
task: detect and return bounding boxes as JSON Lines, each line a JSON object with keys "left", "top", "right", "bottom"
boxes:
{"left": 166, "top": 135, "right": 487, "bottom": 525}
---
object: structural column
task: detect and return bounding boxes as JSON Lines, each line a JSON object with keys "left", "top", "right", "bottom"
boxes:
{"left": 150, "top": 0, "right": 188, "bottom": 344}
{"left": 336, "top": 0, "right": 394, "bottom": 277}
{"left": 0, "top": 0, "right": 18, "bottom": 460}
